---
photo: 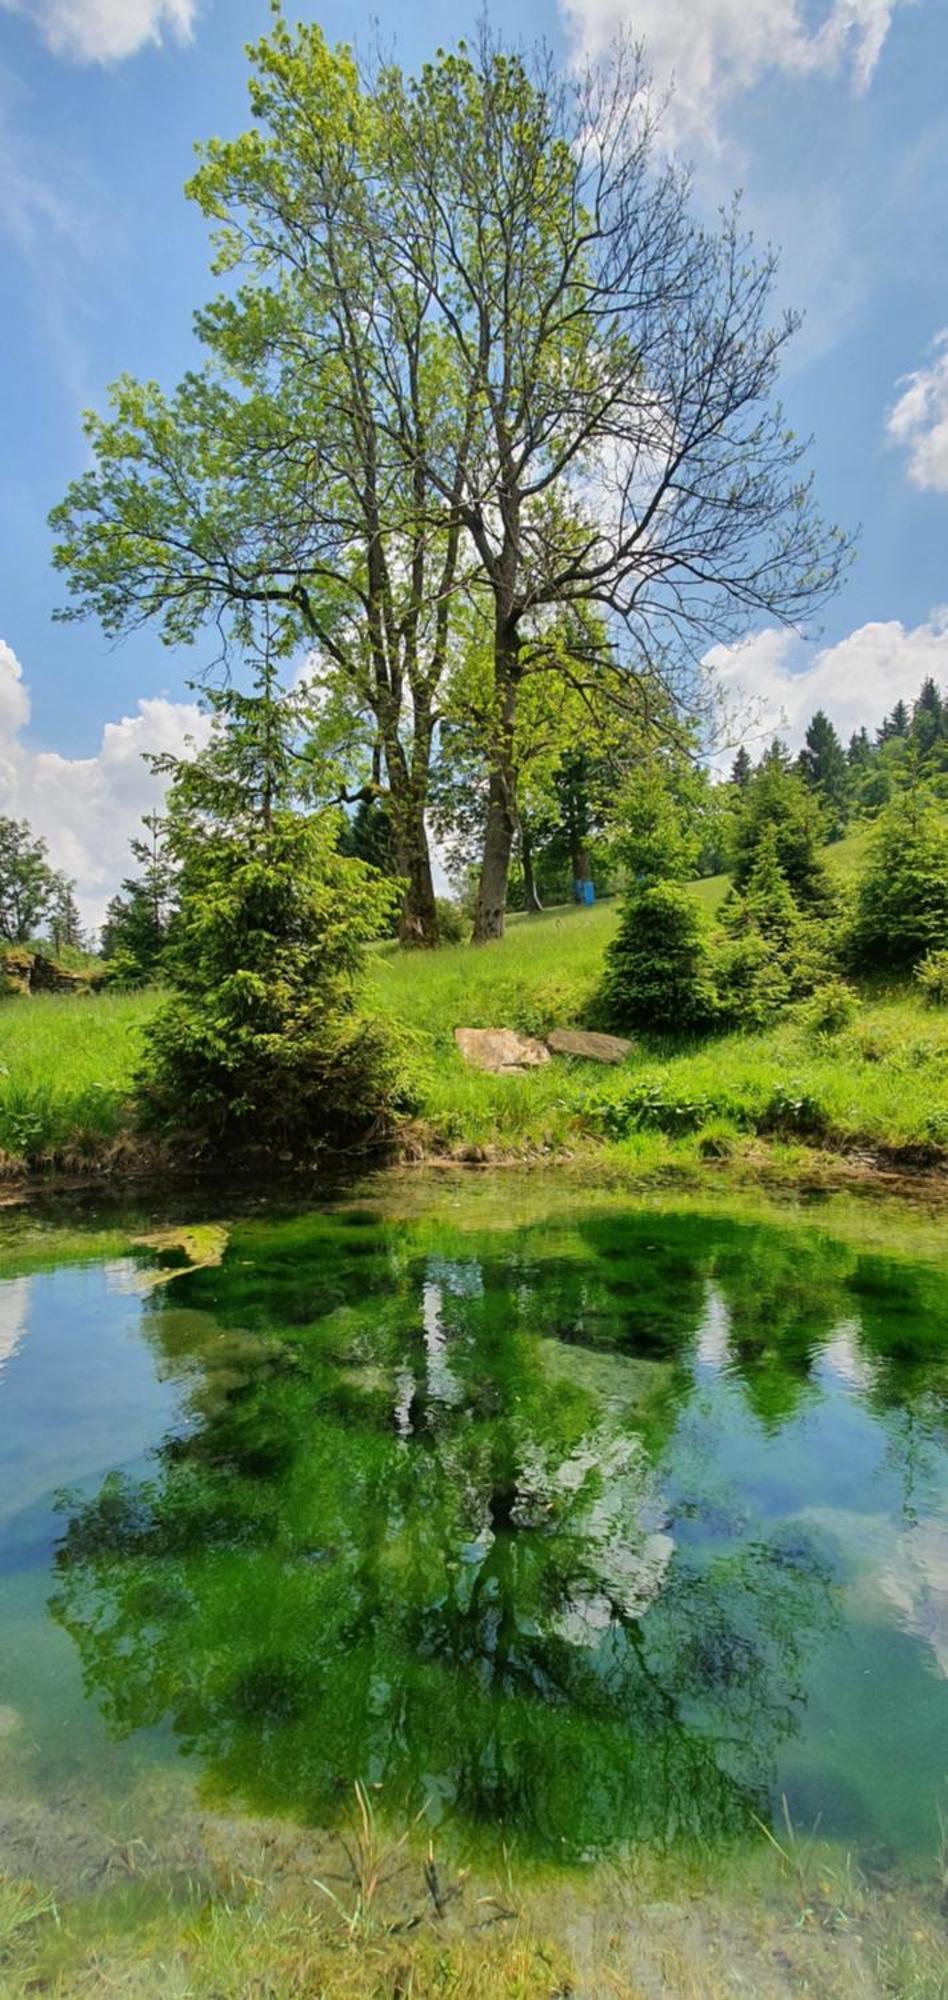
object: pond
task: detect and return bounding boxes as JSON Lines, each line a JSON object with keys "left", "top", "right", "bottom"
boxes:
{"left": 0, "top": 1175, "right": 946, "bottom": 1901}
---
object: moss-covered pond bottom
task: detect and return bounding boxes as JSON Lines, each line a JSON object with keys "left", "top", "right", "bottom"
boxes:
{"left": 0, "top": 1171, "right": 946, "bottom": 1994}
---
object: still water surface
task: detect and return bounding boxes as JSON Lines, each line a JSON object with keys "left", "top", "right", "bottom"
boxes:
{"left": 0, "top": 1185, "right": 946, "bottom": 1876}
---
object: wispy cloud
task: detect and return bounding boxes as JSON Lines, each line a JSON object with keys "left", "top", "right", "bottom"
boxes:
{"left": 561, "top": 0, "right": 910, "bottom": 152}
{"left": 0, "top": 64, "right": 106, "bottom": 409}
{"left": 1, "top": 0, "right": 197, "bottom": 64}
{"left": 886, "top": 331, "right": 948, "bottom": 494}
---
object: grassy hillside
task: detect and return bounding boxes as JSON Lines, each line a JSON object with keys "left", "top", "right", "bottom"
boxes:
{"left": 369, "top": 893, "right": 948, "bottom": 1168}
{"left": 0, "top": 823, "right": 945, "bottom": 1179}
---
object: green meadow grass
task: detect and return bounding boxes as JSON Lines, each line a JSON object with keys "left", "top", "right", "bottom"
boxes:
{"left": 371, "top": 918, "right": 948, "bottom": 1162}
{"left": 0, "top": 825, "right": 944, "bottom": 1175}
{"left": 0, "top": 986, "right": 158, "bottom": 1165}
{"left": 368, "top": 840, "right": 948, "bottom": 1165}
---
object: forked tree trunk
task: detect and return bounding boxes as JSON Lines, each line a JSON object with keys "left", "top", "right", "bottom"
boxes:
{"left": 392, "top": 790, "right": 438, "bottom": 947}
{"left": 384, "top": 726, "right": 439, "bottom": 948}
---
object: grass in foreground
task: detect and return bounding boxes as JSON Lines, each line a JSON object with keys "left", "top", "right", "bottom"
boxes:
{"left": 1, "top": 1814, "right": 946, "bottom": 1999}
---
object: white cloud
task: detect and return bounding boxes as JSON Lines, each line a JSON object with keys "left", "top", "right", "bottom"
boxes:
{"left": 0, "top": 639, "right": 209, "bottom": 932}
{"left": 562, "top": 0, "right": 906, "bottom": 149}
{"left": 886, "top": 331, "right": 948, "bottom": 495}
{"left": 1, "top": 0, "right": 196, "bottom": 63}
{"left": 707, "top": 607, "right": 948, "bottom": 756}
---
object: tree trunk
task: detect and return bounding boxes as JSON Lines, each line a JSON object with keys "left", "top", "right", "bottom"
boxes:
{"left": 571, "top": 834, "right": 591, "bottom": 898}
{"left": 472, "top": 633, "right": 519, "bottom": 942}
{"left": 520, "top": 815, "right": 543, "bottom": 914}
{"left": 391, "top": 784, "right": 438, "bottom": 947}
{"left": 379, "top": 698, "right": 439, "bottom": 948}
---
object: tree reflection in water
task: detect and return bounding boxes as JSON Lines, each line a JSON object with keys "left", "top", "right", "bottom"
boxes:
{"left": 51, "top": 1206, "right": 946, "bottom": 1862}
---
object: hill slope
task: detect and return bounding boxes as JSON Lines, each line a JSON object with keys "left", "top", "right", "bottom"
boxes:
{"left": 0, "top": 821, "right": 945, "bottom": 1178}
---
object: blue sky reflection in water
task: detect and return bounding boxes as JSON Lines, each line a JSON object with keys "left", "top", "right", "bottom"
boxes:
{"left": 0, "top": 1196, "right": 945, "bottom": 1872}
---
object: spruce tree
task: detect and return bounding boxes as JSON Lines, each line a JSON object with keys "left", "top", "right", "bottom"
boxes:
{"left": 879, "top": 699, "right": 909, "bottom": 743}
{"left": 912, "top": 678, "right": 945, "bottom": 761}
{"left": 598, "top": 772, "right": 717, "bottom": 1034}
{"left": 719, "top": 827, "right": 828, "bottom": 1025}
{"left": 797, "top": 710, "right": 849, "bottom": 834}
{"left": 102, "top": 815, "right": 177, "bottom": 985}
{"left": 850, "top": 790, "right": 948, "bottom": 970}
{"left": 139, "top": 655, "right": 402, "bottom": 1158}
{"left": 732, "top": 757, "right": 834, "bottom": 913}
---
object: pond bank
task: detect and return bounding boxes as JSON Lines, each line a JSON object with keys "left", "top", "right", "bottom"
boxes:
{"left": 1, "top": 1131, "right": 947, "bottom": 1217}
{"left": 1, "top": 1778, "right": 945, "bottom": 1997}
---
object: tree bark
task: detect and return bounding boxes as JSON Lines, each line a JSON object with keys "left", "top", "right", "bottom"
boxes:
{"left": 382, "top": 712, "right": 438, "bottom": 947}
{"left": 472, "top": 627, "right": 520, "bottom": 943}
{"left": 520, "top": 815, "right": 543, "bottom": 914}
{"left": 389, "top": 781, "right": 438, "bottom": 947}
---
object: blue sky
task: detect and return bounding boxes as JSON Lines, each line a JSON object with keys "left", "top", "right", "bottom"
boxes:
{"left": 1, "top": 0, "right": 947, "bottom": 917}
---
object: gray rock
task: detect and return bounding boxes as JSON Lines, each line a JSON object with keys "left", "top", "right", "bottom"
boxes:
{"left": 454, "top": 1027, "right": 551, "bottom": 1072}
{"left": 546, "top": 1028, "right": 633, "bottom": 1064}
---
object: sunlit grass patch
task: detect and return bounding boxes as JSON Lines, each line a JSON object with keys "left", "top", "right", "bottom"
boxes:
{"left": 2, "top": 834, "right": 948, "bottom": 1179}
{"left": 0, "top": 988, "right": 158, "bottom": 1167}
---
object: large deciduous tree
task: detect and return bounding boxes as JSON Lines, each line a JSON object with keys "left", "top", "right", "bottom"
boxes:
{"left": 52, "top": 14, "right": 849, "bottom": 943}
{"left": 372, "top": 33, "right": 850, "bottom": 936}
{"left": 52, "top": 23, "right": 475, "bottom": 947}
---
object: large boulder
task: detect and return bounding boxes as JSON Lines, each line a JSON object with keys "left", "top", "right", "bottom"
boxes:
{"left": 454, "top": 1027, "right": 551, "bottom": 1073}
{"left": 546, "top": 1028, "right": 634, "bottom": 1064}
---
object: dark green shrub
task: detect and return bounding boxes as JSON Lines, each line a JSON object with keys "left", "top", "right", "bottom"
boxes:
{"left": 435, "top": 897, "right": 466, "bottom": 945}
{"left": 581, "top": 1074, "right": 714, "bottom": 1139}
{"left": 850, "top": 792, "right": 948, "bottom": 970}
{"left": 758, "top": 1085, "right": 829, "bottom": 1139}
{"left": 599, "top": 883, "right": 719, "bottom": 1035}
{"left": 139, "top": 812, "right": 403, "bottom": 1160}
{"left": 796, "top": 978, "right": 860, "bottom": 1037}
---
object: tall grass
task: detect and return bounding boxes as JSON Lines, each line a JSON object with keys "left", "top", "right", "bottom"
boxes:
{"left": 0, "top": 988, "right": 158, "bottom": 1165}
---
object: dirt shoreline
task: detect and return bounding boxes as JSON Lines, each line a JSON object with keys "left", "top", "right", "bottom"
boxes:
{"left": 1, "top": 1131, "right": 947, "bottom": 1212}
